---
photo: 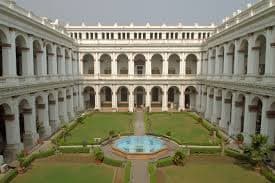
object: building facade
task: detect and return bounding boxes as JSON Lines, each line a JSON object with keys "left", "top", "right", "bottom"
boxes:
{"left": 0, "top": 0, "right": 275, "bottom": 162}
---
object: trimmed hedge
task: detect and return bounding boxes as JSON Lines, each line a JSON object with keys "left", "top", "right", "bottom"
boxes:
{"left": 261, "top": 167, "right": 275, "bottom": 182}
{"left": 0, "top": 169, "right": 18, "bottom": 183}
{"left": 22, "top": 149, "right": 55, "bottom": 168}
{"left": 58, "top": 147, "right": 90, "bottom": 153}
{"left": 103, "top": 156, "right": 124, "bottom": 167}
{"left": 224, "top": 149, "right": 249, "bottom": 161}
{"left": 124, "top": 161, "right": 131, "bottom": 183}
{"left": 148, "top": 163, "right": 157, "bottom": 183}
{"left": 156, "top": 156, "right": 173, "bottom": 167}
{"left": 189, "top": 147, "right": 221, "bottom": 155}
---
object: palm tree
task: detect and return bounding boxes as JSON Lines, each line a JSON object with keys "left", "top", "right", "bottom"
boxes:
{"left": 244, "top": 134, "right": 270, "bottom": 170}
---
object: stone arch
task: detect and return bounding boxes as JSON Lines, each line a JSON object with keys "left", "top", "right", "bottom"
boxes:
{"left": 254, "top": 35, "right": 266, "bottom": 75}
{"left": 222, "top": 91, "right": 233, "bottom": 131}
{"left": 56, "top": 47, "right": 62, "bottom": 75}
{"left": 168, "top": 54, "right": 180, "bottom": 75}
{"left": 239, "top": 39, "right": 248, "bottom": 75}
{"left": 33, "top": 40, "right": 42, "bottom": 76}
{"left": 117, "top": 86, "right": 129, "bottom": 109}
{"left": 185, "top": 54, "right": 198, "bottom": 75}
{"left": 82, "top": 54, "right": 94, "bottom": 74}
{"left": 218, "top": 47, "right": 225, "bottom": 74}
{"left": 18, "top": 98, "right": 36, "bottom": 149}
{"left": 46, "top": 43, "right": 53, "bottom": 75}
{"left": 48, "top": 93, "right": 58, "bottom": 132}
{"left": 15, "top": 35, "right": 28, "bottom": 76}
{"left": 57, "top": 90, "right": 66, "bottom": 122}
{"left": 167, "top": 86, "right": 180, "bottom": 110}
{"left": 83, "top": 86, "right": 95, "bottom": 109}
{"left": 0, "top": 103, "right": 12, "bottom": 160}
{"left": 100, "top": 54, "right": 112, "bottom": 75}
{"left": 185, "top": 86, "right": 197, "bottom": 110}
{"left": 100, "top": 86, "right": 112, "bottom": 107}
{"left": 250, "top": 96, "right": 263, "bottom": 134}
{"left": 151, "top": 54, "right": 163, "bottom": 75}
{"left": 65, "top": 49, "right": 70, "bottom": 75}
{"left": 117, "top": 54, "right": 129, "bottom": 75}
{"left": 35, "top": 95, "right": 45, "bottom": 138}
{"left": 151, "top": 86, "right": 163, "bottom": 109}
{"left": 0, "top": 29, "right": 8, "bottom": 77}
{"left": 134, "top": 54, "right": 146, "bottom": 75}
{"left": 228, "top": 43, "right": 235, "bottom": 74}
{"left": 134, "top": 86, "right": 146, "bottom": 108}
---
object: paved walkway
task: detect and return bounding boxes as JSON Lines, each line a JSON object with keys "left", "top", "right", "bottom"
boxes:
{"left": 131, "top": 112, "right": 149, "bottom": 183}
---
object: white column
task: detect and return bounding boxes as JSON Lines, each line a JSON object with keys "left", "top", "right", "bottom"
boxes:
{"left": 66, "top": 88, "right": 74, "bottom": 120}
{"left": 234, "top": 39, "right": 241, "bottom": 75}
{"left": 41, "top": 44, "right": 47, "bottom": 75}
{"left": 128, "top": 55, "right": 134, "bottom": 76}
{"left": 265, "top": 27, "right": 273, "bottom": 78}
{"left": 94, "top": 53, "right": 100, "bottom": 76}
{"left": 112, "top": 86, "right": 117, "bottom": 111}
{"left": 61, "top": 47, "right": 66, "bottom": 75}
{"left": 52, "top": 44, "right": 57, "bottom": 75}
{"left": 243, "top": 94, "right": 254, "bottom": 144}
{"left": 95, "top": 85, "right": 101, "bottom": 110}
{"left": 179, "top": 86, "right": 185, "bottom": 111}
{"left": 145, "top": 86, "right": 151, "bottom": 109}
{"left": 39, "top": 93, "right": 52, "bottom": 138}
{"left": 112, "top": 54, "right": 117, "bottom": 76}
{"left": 78, "top": 85, "right": 84, "bottom": 111}
{"left": 26, "top": 35, "right": 34, "bottom": 76}
{"left": 49, "top": 92, "right": 59, "bottom": 132}
{"left": 146, "top": 59, "right": 151, "bottom": 76}
{"left": 214, "top": 47, "right": 219, "bottom": 75}
{"left": 162, "top": 85, "right": 168, "bottom": 111}
{"left": 128, "top": 86, "right": 134, "bottom": 112}
{"left": 4, "top": 28, "right": 17, "bottom": 77}
{"left": 260, "top": 97, "right": 275, "bottom": 144}
{"left": 180, "top": 53, "right": 185, "bottom": 75}
{"left": 58, "top": 89, "right": 68, "bottom": 123}
{"left": 229, "top": 92, "right": 241, "bottom": 136}
{"left": 162, "top": 53, "right": 168, "bottom": 76}
{"left": 247, "top": 34, "right": 256, "bottom": 78}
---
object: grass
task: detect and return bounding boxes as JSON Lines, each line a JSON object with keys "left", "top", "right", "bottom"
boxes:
{"left": 146, "top": 112, "right": 213, "bottom": 145}
{"left": 12, "top": 162, "right": 115, "bottom": 183}
{"left": 159, "top": 156, "right": 268, "bottom": 183}
{"left": 62, "top": 112, "right": 134, "bottom": 145}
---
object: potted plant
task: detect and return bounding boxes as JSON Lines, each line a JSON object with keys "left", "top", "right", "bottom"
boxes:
{"left": 93, "top": 148, "right": 104, "bottom": 164}
{"left": 244, "top": 134, "right": 270, "bottom": 172}
{"left": 236, "top": 133, "right": 244, "bottom": 145}
{"left": 16, "top": 151, "right": 25, "bottom": 174}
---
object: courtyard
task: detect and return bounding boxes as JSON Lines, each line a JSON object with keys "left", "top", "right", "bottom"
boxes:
{"left": 146, "top": 112, "right": 215, "bottom": 145}
{"left": 155, "top": 156, "right": 268, "bottom": 183}
{"left": 60, "top": 112, "right": 134, "bottom": 145}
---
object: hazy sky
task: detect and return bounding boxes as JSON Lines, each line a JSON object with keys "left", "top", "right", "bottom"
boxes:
{"left": 16, "top": 0, "right": 257, "bottom": 26}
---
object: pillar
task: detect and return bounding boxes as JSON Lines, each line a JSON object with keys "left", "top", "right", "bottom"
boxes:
{"left": 162, "top": 85, "right": 168, "bottom": 111}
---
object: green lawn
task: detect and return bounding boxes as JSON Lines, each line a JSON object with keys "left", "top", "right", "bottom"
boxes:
{"left": 146, "top": 113, "right": 213, "bottom": 145}
{"left": 12, "top": 162, "right": 114, "bottom": 183}
{"left": 64, "top": 112, "right": 134, "bottom": 145}
{"left": 160, "top": 156, "right": 268, "bottom": 183}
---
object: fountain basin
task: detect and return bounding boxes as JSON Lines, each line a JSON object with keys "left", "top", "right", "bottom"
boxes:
{"left": 112, "top": 136, "right": 168, "bottom": 160}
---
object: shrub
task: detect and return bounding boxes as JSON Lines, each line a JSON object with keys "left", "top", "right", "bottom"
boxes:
{"left": 261, "top": 167, "right": 275, "bottom": 182}
{"left": 0, "top": 169, "right": 18, "bottom": 183}
{"left": 82, "top": 139, "right": 88, "bottom": 147}
{"left": 189, "top": 147, "right": 221, "bottom": 155}
{"left": 197, "top": 117, "right": 203, "bottom": 123}
{"left": 22, "top": 149, "right": 55, "bottom": 168}
{"left": 109, "top": 130, "right": 116, "bottom": 138}
{"left": 124, "top": 161, "right": 131, "bottom": 183}
{"left": 103, "top": 156, "right": 124, "bottom": 167}
{"left": 156, "top": 156, "right": 173, "bottom": 167}
{"left": 173, "top": 150, "right": 186, "bottom": 166}
{"left": 58, "top": 147, "right": 90, "bottom": 153}
{"left": 93, "top": 147, "right": 104, "bottom": 162}
{"left": 236, "top": 133, "right": 244, "bottom": 143}
{"left": 166, "top": 131, "right": 172, "bottom": 137}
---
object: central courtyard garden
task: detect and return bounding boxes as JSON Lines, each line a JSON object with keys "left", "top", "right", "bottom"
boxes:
{"left": 145, "top": 112, "right": 216, "bottom": 145}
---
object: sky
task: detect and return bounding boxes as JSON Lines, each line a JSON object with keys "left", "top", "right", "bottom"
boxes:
{"left": 16, "top": 0, "right": 257, "bottom": 26}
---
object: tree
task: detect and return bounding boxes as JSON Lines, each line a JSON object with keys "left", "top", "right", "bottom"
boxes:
{"left": 244, "top": 134, "right": 270, "bottom": 170}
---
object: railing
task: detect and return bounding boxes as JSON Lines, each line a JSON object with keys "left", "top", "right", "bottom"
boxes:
{"left": 214, "top": 0, "right": 274, "bottom": 35}
{"left": 0, "top": 1, "right": 70, "bottom": 37}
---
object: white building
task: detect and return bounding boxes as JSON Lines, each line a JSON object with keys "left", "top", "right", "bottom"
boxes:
{"left": 0, "top": 0, "right": 275, "bottom": 162}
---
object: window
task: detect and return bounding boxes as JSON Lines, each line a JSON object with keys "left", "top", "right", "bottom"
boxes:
{"left": 191, "top": 33, "right": 194, "bottom": 39}
{"left": 95, "top": 33, "right": 98, "bottom": 39}
{"left": 122, "top": 33, "right": 126, "bottom": 40}
{"left": 134, "top": 33, "right": 137, "bottom": 39}
{"left": 166, "top": 33, "right": 169, "bottom": 39}
{"left": 90, "top": 33, "right": 93, "bottom": 39}
{"left": 111, "top": 33, "right": 114, "bottom": 39}
{"left": 139, "top": 33, "right": 142, "bottom": 39}
{"left": 187, "top": 33, "right": 190, "bottom": 39}
{"left": 86, "top": 33, "right": 89, "bottom": 39}
{"left": 74, "top": 32, "right": 78, "bottom": 39}
{"left": 127, "top": 33, "right": 130, "bottom": 39}
{"left": 182, "top": 32, "right": 185, "bottom": 39}
{"left": 170, "top": 32, "right": 174, "bottom": 39}
{"left": 118, "top": 33, "right": 121, "bottom": 40}
{"left": 150, "top": 33, "right": 153, "bottom": 39}
{"left": 159, "top": 33, "right": 162, "bottom": 39}
{"left": 175, "top": 33, "right": 178, "bottom": 39}
{"left": 70, "top": 33, "right": 73, "bottom": 38}
{"left": 198, "top": 33, "right": 201, "bottom": 39}
{"left": 154, "top": 33, "right": 158, "bottom": 39}
{"left": 143, "top": 33, "right": 146, "bottom": 39}
{"left": 102, "top": 33, "right": 105, "bottom": 40}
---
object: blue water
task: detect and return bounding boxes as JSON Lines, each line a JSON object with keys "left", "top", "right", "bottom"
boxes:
{"left": 114, "top": 136, "right": 165, "bottom": 153}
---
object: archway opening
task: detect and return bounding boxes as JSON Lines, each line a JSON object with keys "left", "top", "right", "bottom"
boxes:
{"left": 167, "top": 87, "right": 180, "bottom": 110}
{"left": 255, "top": 35, "right": 266, "bottom": 75}
{"left": 240, "top": 40, "right": 248, "bottom": 75}
{"left": 134, "top": 54, "right": 146, "bottom": 75}
{"left": 56, "top": 47, "right": 62, "bottom": 75}
{"left": 151, "top": 87, "right": 162, "bottom": 109}
{"left": 16, "top": 35, "right": 27, "bottom": 76}
{"left": 100, "top": 54, "right": 112, "bottom": 75}
{"left": 151, "top": 54, "right": 163, "bottom": 75}
{"left": 46, "top": 44, "right": 53, "bottom": 75}
{"left": 134, "top": 87, "right": 146, "bottom": 108}
{"left": 186, "top": 54, "right": 197, "bottom": 75}
{"left": 117, "top": 87, "right": 129, "bottom": 110}
{"left": 250, "top": 97, "right": 262, "bottom": 134}
{"left": 33, "top": 40, "right": 42, "bottom": 76}
{"left": 35, "top": 96, "right": 45, "bottom": 138}
{"left": 168, "top": 54, "right": 180, "bottom": 75}
{"left": 185, "top": 86, "right": 197, "bottom": 110}
{"left": 83, "top": 87, "right": 95, "bottom": 109}
{"left": 228, "top": 44, "right": 235, "bottom": 74}
{"left": 117, "top": 54, "right": 128, "bottom": 75}
{"left": 83, "top": 54, "right": 94, "bottom": 75}
{"left": 100, "top": 87, "right": 112, "bottom": 107}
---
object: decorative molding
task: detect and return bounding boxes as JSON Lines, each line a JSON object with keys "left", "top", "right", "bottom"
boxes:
{"left": 266, "top": 111, "right": 275, "bottom": 119}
